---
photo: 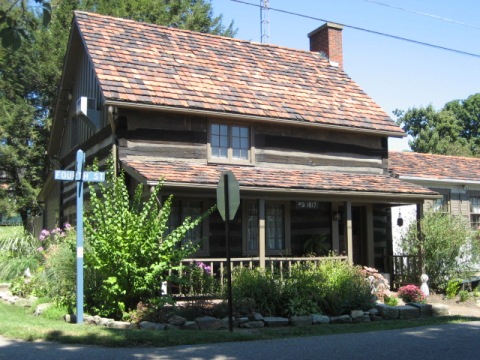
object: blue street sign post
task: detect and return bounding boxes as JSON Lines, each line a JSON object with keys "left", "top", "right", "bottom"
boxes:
{"left": 54, "top": 149, "right": 105, "bottom": 324}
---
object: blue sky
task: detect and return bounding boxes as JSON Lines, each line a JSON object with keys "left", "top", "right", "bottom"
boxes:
{"left": 211, "top": 0, "right": 480, "bottom": 151}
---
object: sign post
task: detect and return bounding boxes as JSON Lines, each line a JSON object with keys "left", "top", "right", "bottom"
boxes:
{"left": 54, "top": 149, "right": 105, "bottom": 324}
{"left": 216, "top": 171, "right": 240, "bottom": 332}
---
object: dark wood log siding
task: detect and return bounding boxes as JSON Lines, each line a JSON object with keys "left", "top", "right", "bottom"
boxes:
{"left": 255, "top": 124, "right": 388, "bottom": 174}
{"left": 118, "top": 110, "right": 388, "bottom": 174}
{"left": 290, "top": 201, "right": 332, "bottom": 256}
{"left": 118, "top": 110, "right": 207, "bottom": 161}
{"left": 373, "top": 205, "right": 392, "bottom": 273}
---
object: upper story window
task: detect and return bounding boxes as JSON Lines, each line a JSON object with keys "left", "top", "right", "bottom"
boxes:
{"left": 209, "top": 123, "right": 252, "bottom": 164}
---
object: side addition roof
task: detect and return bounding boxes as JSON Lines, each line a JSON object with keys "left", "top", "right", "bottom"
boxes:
{"left": 73, "top": 11, "right": 404, "bottom": 136}
{"left": 389, "top": 151, "right": 480, "bottom": 185}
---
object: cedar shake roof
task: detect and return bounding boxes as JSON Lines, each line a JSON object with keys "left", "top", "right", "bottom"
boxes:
{"left": 389, "top": 151, "right": 480, "bottom": 182}
{"left": 73, "top": 11, "right": 404, "bottom": 136}
{"left": 121, "top": 159, "right": 438, "bottom": 198}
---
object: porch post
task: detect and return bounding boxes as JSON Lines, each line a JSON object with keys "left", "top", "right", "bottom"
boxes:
{"left": 366, "top": 204, "right": 374, "bottom": 267}
{"left": 346, "top": 201, "right": 353, "bottom": 265}
{"left": 259, "top": 199, "right": 266, "bottom": 269}
{"left": 416, "top": 202, "right": 425, "bottom": 278}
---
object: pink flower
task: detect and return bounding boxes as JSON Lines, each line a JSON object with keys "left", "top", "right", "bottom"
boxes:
{"left": 36, "top": 246, "right": 44, "bottom": 252}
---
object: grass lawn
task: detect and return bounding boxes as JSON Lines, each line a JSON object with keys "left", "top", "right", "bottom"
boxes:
{"left": 0, "top": 301, "right": 478, "bottom": 348}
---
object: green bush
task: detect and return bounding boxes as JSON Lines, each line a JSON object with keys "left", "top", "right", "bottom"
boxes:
{"left": 84, "top": 159, "right": 214, "bottom": 319}
{"left": 0, "top": 229, "right": 41, "bottom": 280}
{"left": 229, "top": 260, "right": 374, "bottom": 317}
{"left": 400, "top": 211, "right": 479, "bottom": 291}
{"left": 384, "top": 296, "right": 399, "bottom": 306}
{"left": 458, "top": 290, "right": 470, "bottom": 302}
{"left": 445, "top": 279, "right": 462, "bottom": 299}
{"left": 315, "top": 260, "right": 374, "bottom": 315}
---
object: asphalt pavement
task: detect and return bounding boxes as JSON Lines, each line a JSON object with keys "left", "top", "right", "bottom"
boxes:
{"left": 1, "top": 321, "right": 480, "bottom": 359}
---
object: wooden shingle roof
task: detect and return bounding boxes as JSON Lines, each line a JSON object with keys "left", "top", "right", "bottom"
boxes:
{"left": 74, "top": 11, "right": 404, "bottom": 136}
{"left": 122, "top": 159, "right": 438, "bottom": 198}
{"left": 389, "top": 151, "right": 480, "bottom": 182}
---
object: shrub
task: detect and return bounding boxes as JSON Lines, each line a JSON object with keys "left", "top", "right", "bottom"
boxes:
{"left": 445, "top": 279, "right": 462, "bottom": 299}
{"left": 400, "top": 211, "right": 479, "bottom": 291}
{"left": 384, "top": 296, "right": 399, "bottom": 307}
{"left": 84, "top": 159, "right": 214, "bottom": 319}
{"left": 229, "top": 267, "right": 283, "bottom": 316}
{"left": 458, "top": 290, "right": 470, "bottom": 302}
{"left": 397, "top": 284, "right": 427, "bottom": 304}
{"left": 315, "top": 260, "right": 375, "bottom": 315}
{"left": 0, "top": 229, "right": 41, "bottom": 280}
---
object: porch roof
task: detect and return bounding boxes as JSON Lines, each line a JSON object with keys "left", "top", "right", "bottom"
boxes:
{"left": 121, "top": 159, "right": 439, "bottom": 202}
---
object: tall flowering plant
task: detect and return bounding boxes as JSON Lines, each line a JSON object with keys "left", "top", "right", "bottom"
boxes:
{"left": 397, "top": 284, "right": 427, "bottom": 304}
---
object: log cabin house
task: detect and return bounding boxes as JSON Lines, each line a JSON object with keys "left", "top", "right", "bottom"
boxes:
{"left": 38, "top": 12, "right": 439, "bottom": 284}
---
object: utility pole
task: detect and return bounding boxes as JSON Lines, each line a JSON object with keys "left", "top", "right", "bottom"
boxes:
{"left": 260, "top": 0, "right": 270, "bottom": 43}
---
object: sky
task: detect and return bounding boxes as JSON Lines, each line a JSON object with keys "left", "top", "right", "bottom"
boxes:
{"left": 210, "top": 0, "right": 480, "bottom": 151}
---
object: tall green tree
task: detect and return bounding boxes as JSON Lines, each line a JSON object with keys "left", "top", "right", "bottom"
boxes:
{"left": 0, "top": 0, "right": 51, "bottom": 49}
{"left": 0, "top": 0, "right": 235, "bottom": 229}
{"left": 395, "top": 93, "right": 480, "bottom": 157}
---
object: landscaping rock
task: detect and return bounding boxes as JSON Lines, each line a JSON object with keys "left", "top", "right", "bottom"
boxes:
{"left": 312, "top": 314, "right": 330, "bottom": 325}
{"left": 376, "top": 304, "right": 399, "bottom": 319}
{"left": 249, "top": 312, "right": 264, "bottom": 321}
{"left": 289, "top": 315, "right": 312, "bottom": 327}
{"left": 64, "top": 314, "right": 77, "bottom": 323}
{"left": 362, "top": 315, "right": 371, "bottom": 323}
{"left": 168, "top": 315, "right": 186, "bottom": 326}
{"left": 182, "top": 321, "right": 199, "bottom": 330}
{"left": 264, "top": 316, "right": 290, "bottom": 327}
{"left": 221, "top": 317, "right": 238, "bottom": 329}
{"left": 34, "top": 303, "right": 52, "bottom": 316}
{"left": 195, "top": 316, "right": 223, "bottom": 330}
{"left": 165, "top": 324, "right": 181, "bottom": 331}
{"left": 368, "top": 308, "right": 379, "bottom": 317}
{"left": 330, "top": 315, "right": 352, "bottom": 324}
{"left": 431, "top": 304, "right": 450, "bottom": 317}
{"left": 236, "top": 317, "right": 249, "bottom": 325}
{"left": 408, "top": 303, "right": 432, "bottom": 317}
{"left": 397, "top": 305, "right": 420, "bottom": 319}
{"left": 240, "top": 321, "right": 264, "bottom": 329}
{"left": 107, "top": 321, "right": 131, "bottom": 329}
{"left": 350, "top": 310, "right": 364, "bottom": 323}
{"left": 139, "top": 321, "right": 165, "bottom": 331}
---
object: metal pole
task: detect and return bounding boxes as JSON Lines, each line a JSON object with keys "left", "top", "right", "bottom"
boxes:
{"left": 75, "top": 149, "right": 85, "bottom": 324}
{"left": 224, "top": 173, "right": 233, "bottom": 332}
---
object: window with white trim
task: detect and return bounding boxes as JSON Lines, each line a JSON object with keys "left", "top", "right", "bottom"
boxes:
{"left": 209, "top": 123, "right": 251, "bottom": 163}
{"left": 470, "top": 196, "right": 480, "bottom": 230}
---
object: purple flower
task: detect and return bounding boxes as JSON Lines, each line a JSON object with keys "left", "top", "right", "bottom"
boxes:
{"left": 64, "top": 223, "right": 72, "bottom": 230}
{"left": 39, "top": 229, "right": 50, "bottom": 241}
{"left": 36, "top": 246, "right": 44, "bottom": 252}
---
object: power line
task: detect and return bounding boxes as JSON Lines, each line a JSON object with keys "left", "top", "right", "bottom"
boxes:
{"left": 230, "top": 0, "right": 480, "bottom": 59}
{"left": 363, "top": 0, "right": 480, "bottom": 30}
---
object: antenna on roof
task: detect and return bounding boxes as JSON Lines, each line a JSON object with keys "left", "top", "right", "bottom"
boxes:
{"left": 260, "top": 0, "right": 270, "bottom": 43}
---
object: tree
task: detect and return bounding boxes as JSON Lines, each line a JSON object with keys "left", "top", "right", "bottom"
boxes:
{"left": 0, "top": 0, "right": 236, "bottom": 229}
{"left": 395, "top": 93, "right": 480, "bottom": 157}
{"left": 0, "top": 0, "right": 51, "bottom": 49}
{"left": 400, "top": 210, "right": 480, "bottom": 291}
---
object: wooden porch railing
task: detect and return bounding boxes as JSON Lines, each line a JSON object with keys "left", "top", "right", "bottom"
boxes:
{"left": 389, "top": 255, "right": 420, "bottom": 290}
{"left": 169, "top": 256, "right": 348, "bottom": 297}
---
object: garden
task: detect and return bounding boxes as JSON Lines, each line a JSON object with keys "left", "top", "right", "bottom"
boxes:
{"left": 1, "top": 162, "right": 480, "bottom": 336}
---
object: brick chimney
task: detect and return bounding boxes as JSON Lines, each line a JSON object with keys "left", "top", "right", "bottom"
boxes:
{"left": 308, "top": 22, "right": 344, "bottom": 69}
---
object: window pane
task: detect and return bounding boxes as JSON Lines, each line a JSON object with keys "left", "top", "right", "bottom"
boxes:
{"left": 211, "top": 124, "right": 228, "bottom": 158}
{"left": 182, "top": 201, "right": 204, "bottom": 249}
{"left": 231, "top": 125, "right": 249, "bottom": 160}
{"left": 247, "top": 201, "right": 259, "bottom": 251}
{"left": 266, "top": 203, "right": 285, "bottom": 250}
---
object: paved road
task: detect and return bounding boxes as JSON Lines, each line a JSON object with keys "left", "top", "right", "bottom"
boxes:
{"left": 1, "top": 321, "right": 480, "bottom": 360}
